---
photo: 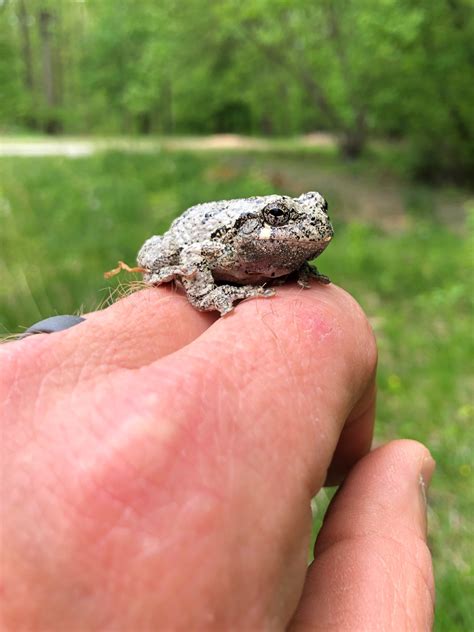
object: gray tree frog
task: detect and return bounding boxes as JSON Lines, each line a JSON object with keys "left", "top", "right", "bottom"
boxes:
{"left": 126, "top": 192, "right": 333, "bottom": 316}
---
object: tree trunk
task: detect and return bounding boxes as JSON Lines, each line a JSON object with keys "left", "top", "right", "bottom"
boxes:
{"left": 339, "top": 111, "right": 368, "bottom": 159}
{"left": 161, "top": 79, "right": 174, "bottom": 133}
{"left": 138, "top": 111, "right": 152, "bottom": 135}
{"left": 17, "top": 0, "right": 37, "bottom": 129}
{"left": 339, "top": 132, "right": 366, "bottom": 159}
{"left": 55, "top": 2, "right": 64, "bottom": 112}
{"left": 323, "top": 1, "right": 368, "bottom": 159}
{"left": 260, "top": 114, "right": 273, "bottom": 136}
{"left": 38, "top": 9, "right": 62, "bottom": 134}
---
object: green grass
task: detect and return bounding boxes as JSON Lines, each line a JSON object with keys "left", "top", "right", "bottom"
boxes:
{"left": 1, "top": 150, "right": 473, "bottom": 630}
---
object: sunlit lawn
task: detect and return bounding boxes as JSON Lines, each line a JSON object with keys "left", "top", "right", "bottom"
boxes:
{"left": 1, "top": 149, "right": 472, "bottom": 631}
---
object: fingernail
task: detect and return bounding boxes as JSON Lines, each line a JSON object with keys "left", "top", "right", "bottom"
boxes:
{"left": 419, "top": 454, "right": 436, "bottom": 506}
{"left": 20, "top": 315, "right": 86, "bottom": 339}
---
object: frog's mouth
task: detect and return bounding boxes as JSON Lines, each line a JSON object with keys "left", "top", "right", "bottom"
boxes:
{"left": 295, "top": 234, "right": 333, "bottom": 249}
{"left": 308, "top": 234, "right": 333, "bottom": 255}
{"left": 253, "top": 233, "right": 333, "bottom": 258}
{"left": 275, "top": 235, "right": 333, "bottom": 244}
{"left": 257, "top": 223, "right": 334, "bottom": 246}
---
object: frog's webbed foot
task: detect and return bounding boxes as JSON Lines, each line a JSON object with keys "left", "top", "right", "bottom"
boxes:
{"left": 181, "top": 270, "right": 274, "bottom": 316}
{"left": 297, "top": 262, "right": 331, "bottom": 288}
{"left": 203, "top": 285, "right": 275, "bottom": 316}
{"left": 178, "top": 243, "right": 276, "bottom": 315}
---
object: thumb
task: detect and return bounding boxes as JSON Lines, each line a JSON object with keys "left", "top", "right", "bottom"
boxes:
{"left": 290, "top": 440, "right": 435, "bottom": 631}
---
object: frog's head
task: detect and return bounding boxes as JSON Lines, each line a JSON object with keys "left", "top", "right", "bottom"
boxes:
{"left": 234, "top": 191, "right": 333, "bottom": 255}
{"left": 264, "top": 191, "right": 333, "bottom": 248}
{"left": 216, "top": 191, "right": 333, "bottom": 279}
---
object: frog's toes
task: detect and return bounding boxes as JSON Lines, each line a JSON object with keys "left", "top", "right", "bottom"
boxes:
{"left": 297, "top": 274, "right": 330, "bottom": 287}
{"left": 188, "top": 283, "right": 275, "bottom": 316}
{"left": 315, "top": 273, "right": 331, "bottom": 285}
{"left": 259, "top": 287, "right": 276, "bottom": 297}
{"left": 297, "top": 278, "right": 311, "bottom": 289}
{"left": 297, "top": 263, "right": 331, "bottom": 287}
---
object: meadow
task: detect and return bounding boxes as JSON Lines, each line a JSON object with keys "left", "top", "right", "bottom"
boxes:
{"left": 1, "top": 147, "right": 472, "bottom": 630}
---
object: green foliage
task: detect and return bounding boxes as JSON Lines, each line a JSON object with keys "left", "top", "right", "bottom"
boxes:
{"left": 0, "top": 6, "right": 28, "bottom": 126}
{"left": 0, "top": 150, "right": 472, "bottom": 632}
{"left": 0, "top": 0, "right": 472, "bottom": 181}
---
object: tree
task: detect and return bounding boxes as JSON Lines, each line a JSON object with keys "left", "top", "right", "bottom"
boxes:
{"left": 0, "top": 0, "right": 472, "bottom": 182}
{"left": 16, "top": 0, "right": 37, "bottom": 128}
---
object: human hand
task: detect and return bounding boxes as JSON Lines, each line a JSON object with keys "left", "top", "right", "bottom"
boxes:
{"left": 1, "top": 285, "right": 434, "bottom": 630}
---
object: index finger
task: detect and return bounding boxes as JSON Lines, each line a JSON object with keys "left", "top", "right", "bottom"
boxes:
{"left": 161, "top": 282, "right": 377, "bottom": 495}
{"left": 102, "top": 282, "right": 377, "bottom": 626}
{"left": 2, "top": 286, "right": 217, "bottom": 398}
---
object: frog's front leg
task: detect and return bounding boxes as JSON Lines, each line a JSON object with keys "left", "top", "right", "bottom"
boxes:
{"left": 181, "top": 268, "right": 275, "bottom": 316}
{"left": 178, "top": 241, "right": 274, "bottom": 315}
{"left": 297, "top": 262, "right": 331, "bottom": 288}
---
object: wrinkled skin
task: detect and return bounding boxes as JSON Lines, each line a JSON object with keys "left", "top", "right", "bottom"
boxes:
{"left": 137, "top": 192, "right": 334, "bottom": 314}
{"left": 0, "top": 284, "right": 435, "bottom": 631}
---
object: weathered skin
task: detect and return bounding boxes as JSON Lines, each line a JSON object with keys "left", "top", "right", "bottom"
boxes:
{"left": 137, "top": 191, "right": 334, "bottom": 315}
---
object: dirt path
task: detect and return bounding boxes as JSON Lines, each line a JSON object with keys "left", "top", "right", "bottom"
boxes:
{"left": 1, "top": 133, "right": 466, "bottom": 229}
{"left": 0, "top": 133, "right": 336, "bottom": 157}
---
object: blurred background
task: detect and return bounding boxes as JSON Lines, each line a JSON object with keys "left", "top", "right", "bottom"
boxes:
{"left": 0, "top": 1, "right": 472, "bottom": 629}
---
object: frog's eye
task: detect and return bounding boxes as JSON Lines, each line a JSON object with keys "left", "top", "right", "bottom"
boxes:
{"left": 322, "top": 199, "right": 329, "bottom": 214}
{"left": 262, "top": 202, "right": 290, "bottom": 226}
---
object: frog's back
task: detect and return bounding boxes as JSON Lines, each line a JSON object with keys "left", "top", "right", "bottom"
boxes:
{"left": 167, "top": 197, "right": 263, "bottom": 245}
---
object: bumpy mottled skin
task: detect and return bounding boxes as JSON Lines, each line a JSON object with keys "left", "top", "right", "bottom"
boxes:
{"left": 137, "top": 191, "right": 334, "bottom": 315}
